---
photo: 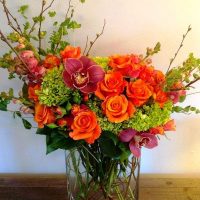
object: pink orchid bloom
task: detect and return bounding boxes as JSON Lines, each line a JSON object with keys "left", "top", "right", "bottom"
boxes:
{"left": 119, "top": 129, "right": 158, "bottom": 158}
{"left": 63, "top": 56, "right": 105, "bottom": 93}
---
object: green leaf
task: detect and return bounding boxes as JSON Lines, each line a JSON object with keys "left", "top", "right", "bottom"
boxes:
{"left": 22, "top": 83, "right": 28, "bottom": 99}
{"left": 36, "top": 126, "right": 50, "bottom": 135}
{"left": 99, "top": 132, "right": 121, "bottom": 159}
{"left": 80, "top": 0, "right": 85, "bottom": 2}
{"left": 48, "top": 11, "right": 56, "bottom": 17}
{"left": 46, "top": 130, "right": 78, "bottom": 154}
{"left": 22, "top": 118, "right": 32, "bottom": 129}
{"left": 179, "top": 95, "right": 186, "bottom": 103}
{"left": 18, "top": 5, "right": 29, "bottom": 19}
{"left": 0, "top": 98, "right": 9, "bottom": 111}
{"left": 47, "top": 123, "right": 59, "bottom": 129}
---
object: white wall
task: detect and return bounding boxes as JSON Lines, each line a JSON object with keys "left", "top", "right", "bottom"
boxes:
{"left": 0, "top": 0, "right": 200, "bottom": 174}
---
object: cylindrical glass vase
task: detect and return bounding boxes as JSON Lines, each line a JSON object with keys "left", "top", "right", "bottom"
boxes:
{"left": 65, "top": 146, "right": 140, "bottom": 200}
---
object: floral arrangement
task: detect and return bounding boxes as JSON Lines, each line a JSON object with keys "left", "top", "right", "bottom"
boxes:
{"left": 1, "top": 0, "right": 200, "bottom": 199}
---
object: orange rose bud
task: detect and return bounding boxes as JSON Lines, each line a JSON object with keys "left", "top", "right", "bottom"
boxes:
{"left": 102, "top": 95, "right": 135, "bottom": 123}
{"left": 28, "top": 84, "right": 40, "bottom": 102}
{"left": 43, "top": 55, "right": 60, "bottom": 69}
{"left": 69, "top": 110, "right": 101, "bottom": 144}
{"left": 34, "top": 103, "right": 56, "bottom": 128}
{"left": 95, "top": 71, "right": 127, "bottom": 100}
{"left": 60, "top": 46, "right": 81, "bottom": 59}
{"left": 153, "top": 70, "right": 166, "bottom": 85}
{"left": 150, "top": 126, "right": 165, "bottom": 135}
{"left": 163, "top": 119, "right": 176, "bottom": 131}
{"left": 126, "top": 79, "right": 152, "bottom": 107}
{"left": 153, "top": 89, "right": 168, "bottom": 108}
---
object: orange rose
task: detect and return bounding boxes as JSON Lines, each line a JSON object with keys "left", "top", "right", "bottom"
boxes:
{"left": 60, "top": 46, "right": 81, "bottom": 59}
{"left": 139, "top": 66, "right": 155, "bottom": 83}
{"left": 95, "top": 71, "right": 127, "bottom": 100}
{"left": 34, "top": 103, "right": 56, "bottom": 128}
{"left": 28, "top": 84, "right": 40, "bottom": 102}
{"left": 43, "top": 55, "right": 60, "bottom": 69}
{"left": 109, "top": 55, "right": 132, "bottom": 75}
{"left": 102, "top": 95, "right": 135, "bottom": 123}
{"left": 153, "top": 89, "right": 168, "bottom": 108}
{"left": 126, "top": 79, "right": 152, "bottom": 107}
{"left": 153, "top": 70, "right": 165, "bottom": 85}
{"left": 69, "top": 109, "right": 101, "bottom": 144}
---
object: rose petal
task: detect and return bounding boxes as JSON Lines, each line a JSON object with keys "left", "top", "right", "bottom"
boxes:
{"left": 119, "top": 128, "right": 137, "bottom": 142}
{"left": 140, "top": 133, "right": 158, "bottom": 149}
{"left": 80, "top": 56, "right": 96, "bottom": 68}
{"left": 88, "top": 65, "right": 105, "bottom": 83}
{"left": 81, "top": 83, "right": 97, "bottom": 93}
{"left": 63, "top": 71, "right": 74, "bottom": 88}
{"left": 129, "top": 140, "right": 141, "bottom": 158}
{"left": 64, "top": 58, "right": 83, "bottom": 75}
{"left": 163, "top": 119, "right": 176, "bottom": 131}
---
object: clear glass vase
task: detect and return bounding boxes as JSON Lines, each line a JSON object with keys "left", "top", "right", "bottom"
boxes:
{"left": 65, "top": 145, "right": 140, "bottom": 200}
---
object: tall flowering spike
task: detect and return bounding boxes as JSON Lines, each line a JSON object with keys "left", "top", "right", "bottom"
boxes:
{"left": 63, "top": 56, "right": 105, "bottom": 93}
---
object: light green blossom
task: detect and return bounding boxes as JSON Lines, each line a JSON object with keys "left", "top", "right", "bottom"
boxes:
{"left": 37, "top": 66, "right": 71, "bottom": 106}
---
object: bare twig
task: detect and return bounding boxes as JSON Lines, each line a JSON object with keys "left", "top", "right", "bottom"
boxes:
{"left": 166, "top": 25, "right": 192, "bottom": 73}
{"left": 86, "top": 19, "right": 106, "bottom": 56}
{"left": 38, "top": 0, "right": 46, "bottom": 53}
{"left": 0, "top": 30, "right": 28, "bottom": 68}
{"left": 185, "top": 77, "right": 200, "bottom": 88}
{"left": 65, "top": 0, "right": 73, "bottom": 19}
{"left": 83, "top": 36, "right": 89, "bottom": 55}
{"left": 28, "top": 0, "right": 56, "bottom": 35}
{"left": 0, "top": 0, "right": 23, "bottom": 35}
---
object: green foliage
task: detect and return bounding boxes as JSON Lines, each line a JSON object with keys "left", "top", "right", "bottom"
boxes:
{"left": 32, "top": 15, "right": 45, "bottom": 23}
{"left": 13, "top": 111, "right": 32, "bottom": 129}
{"left": 99, "top": 131, "right": 131, "bottom": 161}
{"left": 0, "top": 97, "right": 9, "bottom": 111}
{"left": 18, "top": 5, "right": 29, "bottom": 19}
{"left": 144, "top": 42, "right": 161, "bottom": 59}
{"left": 0, "top": 88, "right": 14, "bottom": 111}
{"left": 38, "top": 66, "right": 71, "bottom": 106}
{"left": 92, "top": 57, "right": 110, "bottom": 71}
{"left": 7, "top": 32, "right": 20, "bottom": 43}
{"left": 22, "top": 118, "right": 32, "bottom": 129}
{"left": 48, "top": 11, "right": 56, "bottom": 17}
{"left": 80, "top": 0, "right": 86, "bottom": 3}
{"left": 173, "top": 105, "right": 200, "bottom": 114}
{"left": 125, "top": 102, "right": 173, "bottom": 131}
{"left": 165, "top": 53, "right": 200, "bottom": 91}
{"left": 48, "top": 18, "right": 81, "bottom": 54}
{"left": 36, "top": 126, "right": 80, "bottom": 154}
{"left": 0, "top": 52, "right": 14, "bottom": 69}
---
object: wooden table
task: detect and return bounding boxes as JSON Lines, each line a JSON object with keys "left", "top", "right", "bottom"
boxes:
{"left": 0, "top": 174, "right": 200, "bottom": 200}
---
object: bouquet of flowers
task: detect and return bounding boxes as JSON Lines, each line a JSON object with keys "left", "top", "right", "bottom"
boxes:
{"left": 0, "top": 0, "right": 200, "bottom": 199}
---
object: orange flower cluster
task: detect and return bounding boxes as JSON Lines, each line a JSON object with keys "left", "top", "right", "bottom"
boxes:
{"left": 95, "top": 54, "right": 169, "bottom": 123}
{"left": 26, "top": 46, "right": 173, "bottom": 145}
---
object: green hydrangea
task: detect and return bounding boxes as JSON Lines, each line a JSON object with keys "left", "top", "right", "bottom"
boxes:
{"left": 124, "top": 101, "right": 173, "bottom": 132}
{"left": 88, "top": 98, "right": 173, "bottom": 134}
{"left": 92, "top": 57, "right": 111, "bottom": 71}
{"left": 38, "top": 66, "right": 71, "bottom": 106}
